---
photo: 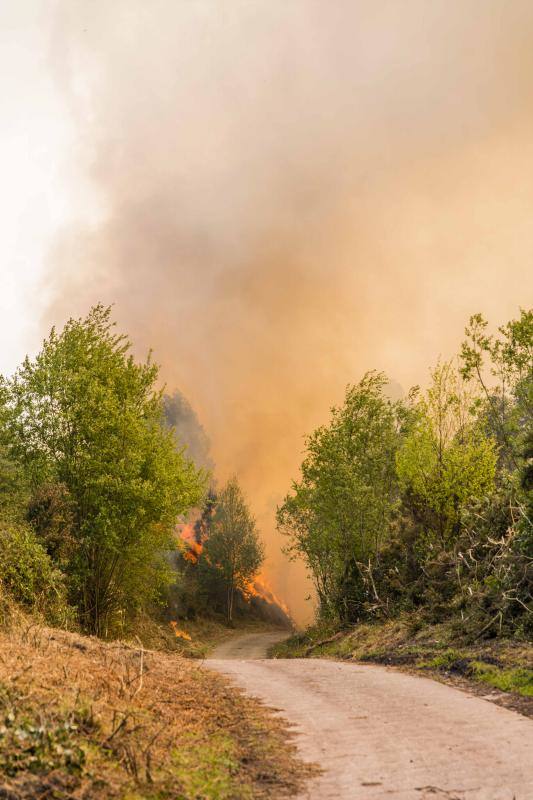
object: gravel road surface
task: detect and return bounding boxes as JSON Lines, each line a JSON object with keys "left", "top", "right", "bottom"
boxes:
{"left": 208, "top": 632, "right": 533, "bottom": 800}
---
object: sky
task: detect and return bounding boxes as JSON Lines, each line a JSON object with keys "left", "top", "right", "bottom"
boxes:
{"left": 0, "top": 3, "right": 64, "bottom": 371}
{"left": 1, "top": 1, "right": 532, "bottom": 622}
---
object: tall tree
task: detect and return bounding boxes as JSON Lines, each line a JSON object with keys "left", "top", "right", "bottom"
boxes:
{"left": 396, "top": 361, "right": 497, "bottom": 548}
{"left": 277, "top": 373, "right": 402, "bottom": 622}
{"left": 202, "top": 477, "right": 264, "bottom": 624}
{"left": 5, "top": 305, "right": 205, "bottom": 635}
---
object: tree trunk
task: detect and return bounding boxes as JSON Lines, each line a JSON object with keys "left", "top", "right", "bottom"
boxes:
{"left": 226, "top": 583, "right": 234, "bottom": 625}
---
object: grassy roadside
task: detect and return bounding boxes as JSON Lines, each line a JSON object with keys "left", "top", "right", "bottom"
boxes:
{"left": 0, "top": 614, "right": 310, "bottom": 799}
{"left": 270, "top": 614, "right": 533, "bottom": 717}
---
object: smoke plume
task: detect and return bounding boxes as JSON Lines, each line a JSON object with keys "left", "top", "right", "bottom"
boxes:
{"left": 163, "top": 390, "right": 214, "bottom": 474}
{"left": 45, "top": 1, "right": 533, "bottom": 622}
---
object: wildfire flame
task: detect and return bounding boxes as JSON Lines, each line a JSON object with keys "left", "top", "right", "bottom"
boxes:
{"left": 178, "top": 523, "right": 291, "bottom": 621}
{"left": 243, "top": 574, "right": 291, "bottom": 618}
{"left": 179, "top": 522, "right": 203, "bottom": 563}
{"left": 170, "top": 620, "right": 192, "bottom": 641}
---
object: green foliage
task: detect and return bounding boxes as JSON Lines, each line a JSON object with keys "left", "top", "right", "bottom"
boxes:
{"left": 0, "top": 685, "right": 87, "bottom": 778}
{"left": 4, "top": 305, "right": 205, "bottom": 635}
{"left": 421, "top": 652, "right": 533, "bottom": 696}
{"left": 0, "top": 521, "right": 70, "bottom": 624}
{"left": 26, "top": 482, "right": 74, "bottom": 569}
{"left": 0, "top": 386, "right": 28, "bottom": 524}
{"left": 0, "top": 686, "right": 86, "bottom": 777}
{"left": 470, "top": 662, "right": 533, "bottom": 696}
{"left": 171, "top": 733, "right": 248, "bottom": 800}
{"left": 202, "top": 478, "right": 264, "bottom": 623}
{"left": 0, "top": 449, "right": 28, "bottom": 524}
{"left": 277, "top": 372, "right": 402, "bottom": 621}
{"left": 460, "top": 309, "right": 532, "bottom": 468}
{"left": 279, "top": 311, "right": 531, "bottom": 636}
{"left": 396, "top": 361, "right": 497, "bottom": 547}
{"left": 420, "top": 649, "right": 464, "bottom": 669}
{"left": 458, "top": 311, "right": 532, "bottom": 631}
{"left": 455, "top": 479, "right": 532, "bottom": 636}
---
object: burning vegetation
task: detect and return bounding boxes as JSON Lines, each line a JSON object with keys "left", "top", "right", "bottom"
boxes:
{"left": 176, "top": 512, "right": 293, "bottom": 630}
{"left": 163, "top": 392, "right": 293, "bottom": 630}
{"left": 244, "top": 576, "right": 293, "bottom": 628}
{"left": 0, "top": 304, "right": 297, "bottom": 797}
{"left": 0, "top": 304, "right": 291, "bottom": 652}
{"left": 179, "top": 521, "right": 204, "bottom": 564}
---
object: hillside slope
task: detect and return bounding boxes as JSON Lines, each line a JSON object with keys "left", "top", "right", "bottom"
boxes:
{"left": 0, "top": 617, "right": 309, "bottom": 799}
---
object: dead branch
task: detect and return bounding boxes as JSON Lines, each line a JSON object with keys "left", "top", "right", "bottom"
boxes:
{"left": 304, "top": 630, "right": 346, "bottom": 656}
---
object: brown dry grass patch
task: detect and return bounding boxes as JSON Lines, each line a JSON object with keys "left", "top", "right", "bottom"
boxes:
{"left": 0, "top": 621, "right": 311, "bottom": 799}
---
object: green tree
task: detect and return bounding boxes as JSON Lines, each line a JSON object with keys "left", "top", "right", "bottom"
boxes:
{"left": 202, "top": 477, "right": 264, "bottom": 624}
{"left": 277, "top": 373, "right": 402, "bottom": 622}
{"left": 460, "top": 309, "right": 532, "bottom": 469}
{"left": 5, "top": 305, "right": 205, "bottom": 635}
{"left": 396, "top": 362, "right": 497, "bottom": 548}
{"left": 0, "top": 382, "right": 28, "bottom": 523}
{"left": 0, "top": 520, "right": 71, "bottom": 625}
{"left": 459, "top": 311, "right": 532, "bottom": 631}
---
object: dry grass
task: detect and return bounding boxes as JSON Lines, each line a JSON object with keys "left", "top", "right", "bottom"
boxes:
{"left": 0, "top": 620, "right": 311, "bottom": 799}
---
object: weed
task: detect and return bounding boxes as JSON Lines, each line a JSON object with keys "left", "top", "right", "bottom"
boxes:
{"left": 419, "top": 649, "right": 465, "bottom": 669}
{"left": 470, "top": 663, "right": 533, "bottom": 697}
{"left": 171, "top": 733, "right": 251, "bottom": 800}
{"left": 0, "top": 686, "right": 86, "bottom": 778}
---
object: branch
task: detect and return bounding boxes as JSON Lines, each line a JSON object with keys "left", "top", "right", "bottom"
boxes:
{"left": 304, "top": 630, "right": 345, "bottom": 656}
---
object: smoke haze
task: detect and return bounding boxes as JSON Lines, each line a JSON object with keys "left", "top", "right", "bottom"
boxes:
{"left": 45, "top": 1, "right": 533, "bottom": 622}
{"left": 163, "top": 390, "right": 214, "bottom": 474}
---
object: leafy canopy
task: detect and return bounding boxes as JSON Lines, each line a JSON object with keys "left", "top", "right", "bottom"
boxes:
{"left": 396, "top": 361, "right": 497, "bottom": 546}
{"left": 5, "top": 304, "right": 206, "bottom": 635}
{"left": 277, "top": 372, "right": 402, "bottom": 620}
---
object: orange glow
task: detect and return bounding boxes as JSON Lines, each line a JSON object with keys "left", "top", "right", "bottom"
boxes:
{"left": 179, "top": 522, "right": 203, "bottom": 563}
{"left": 44, "top": 4, "right": 533, "bottom": 626}
{"left": 243, "top": 574, "right": 291, "bottom": 618}
{"left": 179, "top": 521, "right": 290, "bottom": 618}
{"left": 170, "top": 620, "right": 192, "bottom": 640}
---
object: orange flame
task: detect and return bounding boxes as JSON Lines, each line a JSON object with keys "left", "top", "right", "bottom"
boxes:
{"left": 178, "top": 524, "right": 291, "bottom": 619}
{"left": 243, "top": 574, "right": 291, "bottom": 618}
{"left": 179, "top": 522, "right": 203, "bottom": 563}
{"left": 170, "top": 620, "right": 192, "bottom": 640}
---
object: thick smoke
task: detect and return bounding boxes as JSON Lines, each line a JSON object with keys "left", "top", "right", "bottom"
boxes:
{"left": 45, "top": 1, "right": 533, "bottom": 622}
{"left": 163, "top": 391, "right": 214, "bottom": 474}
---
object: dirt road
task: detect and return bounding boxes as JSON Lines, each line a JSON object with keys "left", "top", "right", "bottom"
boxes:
{"left": 208, "top": 633, "right": 533, "bottom": 800}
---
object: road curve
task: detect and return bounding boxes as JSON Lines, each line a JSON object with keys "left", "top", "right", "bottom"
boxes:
{"left": 209, "top": 630, "right": 289, "bottom": 659}
{"left": 208, "top": 633, "right": 533, "bottom": 800}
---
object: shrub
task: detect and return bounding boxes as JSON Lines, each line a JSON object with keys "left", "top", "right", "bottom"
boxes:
{"left": 0, "top": 521, "right": 72, "bottom": 625}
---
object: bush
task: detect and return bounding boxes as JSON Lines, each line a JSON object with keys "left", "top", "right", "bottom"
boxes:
{"left": 454, "top": 483, "right": 533, "bottom": 637}
{"left": 0, "top": 521, "right": 72, "bottom": 625}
